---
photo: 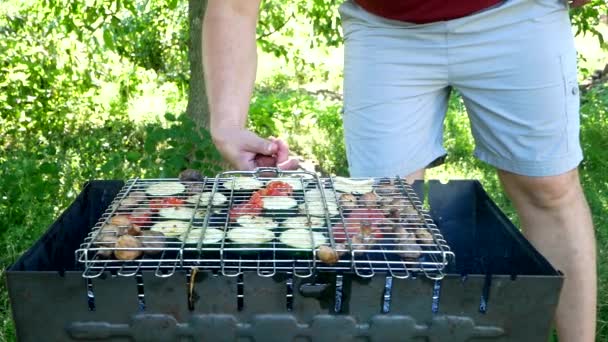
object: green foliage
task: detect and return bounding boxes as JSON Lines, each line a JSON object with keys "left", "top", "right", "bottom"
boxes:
{"left": 249, "top": 83, "right": 348, "bottom": 176}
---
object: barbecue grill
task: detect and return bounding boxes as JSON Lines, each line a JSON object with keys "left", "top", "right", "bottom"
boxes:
{"left": 6, "top": 170, "right": 563, "bottom": 341}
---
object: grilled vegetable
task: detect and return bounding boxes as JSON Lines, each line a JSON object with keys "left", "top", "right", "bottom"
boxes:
{"left": 145, "top": 182, "right": 186, "bottom": 197}
{"left": 126, "top": 224, "right": 142, "bottom": 236}
{"left": 277, "top": 178, "right": 308, "bottom": 191}
{"left": 339, "top": 193, "right": 357, "bottom": 211}
{"left": 114, "top": 235, "right": 143, "bottom": 260}
{"left": 180, "top": 228, "right": 224, "bottom": 245}
{"left": 227, "top": 226, "right": 275, "bottom": 247}
{"left": 158, "top": 207, "right": 205, "bottom": 220}
{"left": 281, "top": 216, "right": 325, "bottom": 230}
{"left": 392, "top": 227, "right": 422, "bottom": 259}
{"left": 95, "top": 235, "right": 117, "bottom": 258}
{"left": 222, "top": 178, "right": 264, "bottom": 191}
{"left": 99, "top": 224, "right": 125, "bottom": 236}
{"left": 375, "top": 182, "right": 398, "bottom": 195}
{"left": 140, "top": 231, "right": 166, "bottom": 255}
{"left": 150, "top": 220, "right": 190, "bottom": 237}
{"left": 317, "top": 245, "right": 340, "bottom": 264}
{"left": 236, "top": 215, "right": 278, "bottom": 230}
{"left": 279, "top": 228, "right": 327, "bottom": 250}
{"left": 415, "top": 228, "right": 434, "bottom": 244}
{"left": 359, "top": 192, "right": 380, "bottom": 208}
{"left": 109, "top": 215, "right": 132, "bottom": 227}
{"left": 179, "top": 169, "right": 204, "bottom": 182}
{"left": 303, "top": 189, "right": 339, "bottom": 217}
{"left": 333, "top": 177, "right": 374, "bottom": 194}
{"left": 262, "top": 196, "right": 298, "bottom": 213}
{"left": 185, "top": 192, "right": 227, "bottom": 207}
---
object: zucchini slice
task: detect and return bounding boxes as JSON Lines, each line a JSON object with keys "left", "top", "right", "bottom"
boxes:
{"left": 278, "top": 178, "right": 309, "bottom": 191}
{"left": 279, "top": 228, "right": 327, "bottom": 250}
{"left": 185, "top": 192, "right": 228, "bottom": 207}
{"left": 302, "top": 189, "right": 339, "bottom": 217}
{"left": 281, "top": 216, "right": 325, "bottom": 230}
{"left": 262, "top": 196, "right": 298, "bottom": 211}
{"left": 145, "top": 182, "right": 186, "bottom": 197}
{"left": 158, "top": 207, "right": 205, "bottom": 220}
{"left": 227, "top": 226, "right": 275, "bottom": 246}
{"left": 180, "top": 228, "right": 224, "bottom": 245}
{"left": 222, "top": 178, "right": 264, "bottom": 191}
{"left": 333, "top": 177, "right": 374, "bottom": 194}
{"left": 150, "top": 220, "right": 190, "bottom": 237}
{"left": 236, "top": 215, "right": 279, "bottom": 230}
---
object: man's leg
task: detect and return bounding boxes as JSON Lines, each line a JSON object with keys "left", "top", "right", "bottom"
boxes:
{"left": 498, "top": 168, "right": 596, "bottom": 342}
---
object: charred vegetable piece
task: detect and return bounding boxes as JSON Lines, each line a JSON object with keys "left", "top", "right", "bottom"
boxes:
{"left": 127, "top": 224, "right": 142, "bottom": 236}
{"left": 317, "top": 245, "right": 340, "bottom": 265}
{"left": 99, "top": 224, "right": 124, "bottom": 236}
{"left": 140, "top": 231, "right": 166, "bottom": 255}
{"left": 375, "top": 182, "right": 397, "bottom": 195}
{"left": 109, "top": 215, "right": 132, "bottom": 227}
{"left": 179, "top": 169, "right": 204, "bottom": 182}
{"left": 392, "top": 227, "right": 422, "bottom": 259}
{"left": 415, "top": 228, "right": 434, "bottom": 244}
{"left": 95, "top": 235, "right": 117, "bottom": 258}
{"left": 359, "top": 192, "right": 380, "bottom": 208}
{"left": 114, "top": 235, "right": 143, "bottom": 260}
{"left": 339, "top": 193, "right": 357, "bottom": 211}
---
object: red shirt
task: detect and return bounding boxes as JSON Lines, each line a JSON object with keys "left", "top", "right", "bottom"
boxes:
{"left": 354, "top": 0, "right": 503, "bottom": 24}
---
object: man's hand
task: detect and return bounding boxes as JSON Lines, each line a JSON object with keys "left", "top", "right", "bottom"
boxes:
{"left": 569, "top": 0, "right": 591, "bottom": 8}
{"left": 212, "top": 127, "right": 299, "bottom": 171}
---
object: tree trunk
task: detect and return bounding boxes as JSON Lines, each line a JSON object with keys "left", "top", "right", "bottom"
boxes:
{"left": 186, "top": 0, "right": 209, "bottom": 129}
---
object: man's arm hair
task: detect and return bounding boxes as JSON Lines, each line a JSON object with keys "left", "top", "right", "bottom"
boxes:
{"left": 203, "top": 0, "right": 262, "bottom": 134}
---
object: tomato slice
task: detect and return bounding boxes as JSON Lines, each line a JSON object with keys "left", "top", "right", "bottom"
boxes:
{"left": 266, "top": 181, "right": 293, "bottom": 196}
{"left": 162, "top": 197, "right": 185, "bottom": 206}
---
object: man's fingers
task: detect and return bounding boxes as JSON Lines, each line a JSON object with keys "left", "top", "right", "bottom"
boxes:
{"left": 242, "top": 131, "right": 275, "bottom": 155}
{"left": 277, "top": 158, "right": 300, "bottom": 170}
{"left": 270, "top": 137, "right": 290, "bottom": 164}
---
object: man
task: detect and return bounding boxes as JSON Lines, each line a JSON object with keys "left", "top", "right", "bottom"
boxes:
{"left": 202, "top": 1, "right": 596, "bottom": 340}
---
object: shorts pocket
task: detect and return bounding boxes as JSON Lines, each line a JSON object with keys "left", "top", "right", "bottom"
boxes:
{"left": 559, "top": 52, "right": 580, "bottom": 153}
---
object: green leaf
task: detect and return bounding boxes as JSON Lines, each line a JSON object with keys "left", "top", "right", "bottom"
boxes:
{"left": 103, "top": 29, "right": 115, "bottom": 50}
{"left": 168, "top": 0, "right": 179, "bottom": 10}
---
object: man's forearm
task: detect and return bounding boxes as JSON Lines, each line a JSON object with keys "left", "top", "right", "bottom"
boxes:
{"left": 203, "top": 0, "right": 261, "bottom": 133}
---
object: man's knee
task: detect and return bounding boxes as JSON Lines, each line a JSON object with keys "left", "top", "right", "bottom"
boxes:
{"left": 499, "top": 168, "right": 581, "bottom": 210}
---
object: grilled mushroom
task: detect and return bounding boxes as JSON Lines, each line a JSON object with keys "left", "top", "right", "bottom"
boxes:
{"left": 415, "top": 228, "right": 434, "bottom": 245}
{"left": 317, "top": 245, "right": 340, "bottom": 265}
{"left": 339, "top": 193, "right": 357, "bottom": 211}
{"left": 392, "top": 227, "right": 422, "bottom": 260}
{"left": 114, "top": 235, "right": 143, "bottom": 260}
{"left": 109, "top": 215, "right": 132, "bottom": 227}
{"left": 179, "top": 169, "right": 204, "bottom": 182}
{"left": 95, "top": 235, "right": 117, "bottom": 258}
{"left": 140, "top": 230, "right": 166, "bottom": 255}
{"left": 359, "top": 192, "right": 380, "bottom": 208}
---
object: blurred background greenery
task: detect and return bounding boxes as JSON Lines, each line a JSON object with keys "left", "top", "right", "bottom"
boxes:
{"left": 1, "top": 0, "right": 607, "bottom": 340}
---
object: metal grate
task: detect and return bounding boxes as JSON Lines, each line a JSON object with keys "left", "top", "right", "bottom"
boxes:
{"left": 75, "top": 169, "right": 454, "bottom": 280}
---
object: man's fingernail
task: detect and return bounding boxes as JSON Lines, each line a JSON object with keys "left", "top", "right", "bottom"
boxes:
{"left": 267, "top": 143, "right": 274, "bottom": 153}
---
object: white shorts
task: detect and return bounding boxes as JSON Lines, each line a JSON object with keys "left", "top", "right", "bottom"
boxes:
{"left": 340, "top": 0, "right": 583, "bottom": 177}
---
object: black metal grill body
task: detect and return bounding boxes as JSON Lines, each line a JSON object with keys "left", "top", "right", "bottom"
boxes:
{"left": 6, "top": 180, "right": 563, "bottom": 341}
